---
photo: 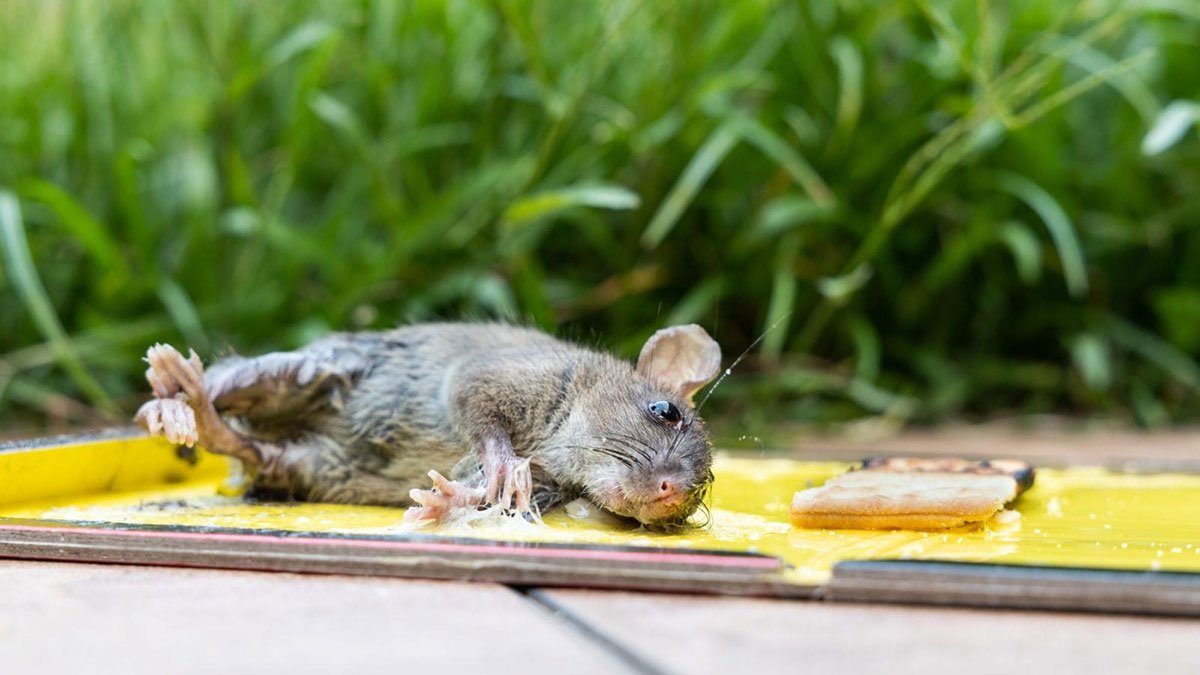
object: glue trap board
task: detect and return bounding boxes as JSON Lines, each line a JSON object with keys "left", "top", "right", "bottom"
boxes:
{"left": 2, "top": 430, "right": 1199, "bottom": 615}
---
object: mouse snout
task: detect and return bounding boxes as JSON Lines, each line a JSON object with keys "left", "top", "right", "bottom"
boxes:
{"left": 626, "top": 473, "right": 684, "bottom": 502}
{"left": 626, "top": 473, "right": 694, "bottom": 523}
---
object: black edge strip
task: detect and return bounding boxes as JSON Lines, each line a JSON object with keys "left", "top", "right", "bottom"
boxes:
{"left": 0, "top": 427, "right": 146, "bottom": 453}
{"left": 827, "top": 560, "right": 1200, "bottom": 617}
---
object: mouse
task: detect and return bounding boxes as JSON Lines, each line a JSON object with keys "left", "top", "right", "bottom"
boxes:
{"left": 134, "top": 322, "right": 723, "bottom": 528}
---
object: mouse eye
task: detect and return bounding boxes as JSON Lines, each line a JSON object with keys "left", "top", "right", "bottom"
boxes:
{"left": 648, "top": 400, "right": 683, "bottom": 424}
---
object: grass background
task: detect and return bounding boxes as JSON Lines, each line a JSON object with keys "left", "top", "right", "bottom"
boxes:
{"left": 1, "top": 0, "right": 1200, "bottom": 442}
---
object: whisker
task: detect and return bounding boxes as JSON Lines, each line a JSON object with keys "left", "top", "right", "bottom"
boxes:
{"left": 663, "top": 317, "right": 788, "bottom": 463}
{"left": 664, "top": 418, "right": 692, "bottom": 461}
{"left": 664, "top": 428, "right": 682, "bottom": 461}
{"left": 536, "top": 441, "right": 637, "bottom": 468}
{"left": 574, "top": 434, "right": 652, "bottom": 467}
{"left": 690, "top": 312, "right": 792, "bottom": 422}
{"left": 573, "top": 445, "right": 637, "bottom": 468}
{"left": 596, "top": 432, "right": 654, "bottom": 461}
{"left": 594, "top": 451, "right": 636, "bottom": 468}
{"left": 603, "top": 430, "right": 656, "bottom": 451}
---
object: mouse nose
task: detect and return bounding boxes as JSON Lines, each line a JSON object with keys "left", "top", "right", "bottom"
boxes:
{"left": 655, "top": 478, "right": 683, "bottom": 504}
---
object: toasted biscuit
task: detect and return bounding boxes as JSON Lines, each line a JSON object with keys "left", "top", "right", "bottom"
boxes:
{"left": 790, "top": 458, "right": 1034, "bottom": 531}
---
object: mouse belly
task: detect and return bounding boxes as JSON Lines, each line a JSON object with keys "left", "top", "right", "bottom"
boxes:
{"left": 373, "top": 439, "right": 476, "bottom": 487}
{"left": 250, "top": 432, "right": 473, "bottom": 507}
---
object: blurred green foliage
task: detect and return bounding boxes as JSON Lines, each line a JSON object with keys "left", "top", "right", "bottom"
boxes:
{"left": 2, "top": 0, "right": 1200, "bottom": 437}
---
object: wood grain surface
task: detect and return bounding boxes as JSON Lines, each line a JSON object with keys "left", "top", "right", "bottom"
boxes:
{"left": 542, "top": 588, "right": 1200, "bottom": 675}
{"left": 0, "top": 560, "right": 628, "bottom": 675}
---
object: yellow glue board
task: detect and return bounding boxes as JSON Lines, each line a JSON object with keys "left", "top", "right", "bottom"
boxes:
{"left": 1, "top": 432, "right": 1199, "bottom": 588}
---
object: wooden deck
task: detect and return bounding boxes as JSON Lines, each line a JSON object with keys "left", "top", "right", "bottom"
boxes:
{"left": 2, "top": 560, "right": 1198, "bottom": 675}
{"left": 4, "top": 425, "right": 1199, "bottom": 674}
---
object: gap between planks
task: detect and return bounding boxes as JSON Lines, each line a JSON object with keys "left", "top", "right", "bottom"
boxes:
{"left": 515, "top": 586, "right": 667, "bottom": 675}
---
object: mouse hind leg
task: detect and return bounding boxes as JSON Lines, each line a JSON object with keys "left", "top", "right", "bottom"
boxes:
{"left": 204, "top": 351, "right": 357, "bottom": 431}
{"left": 137, "top": 344, "right": 270, "bottom": 468}
{"left": 136, "top": 343, "right": 415, "bottom": 505}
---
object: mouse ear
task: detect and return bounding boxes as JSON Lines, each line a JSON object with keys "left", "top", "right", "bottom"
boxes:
{"left": 636, "top": 324, "right": 722, "bottom": 405}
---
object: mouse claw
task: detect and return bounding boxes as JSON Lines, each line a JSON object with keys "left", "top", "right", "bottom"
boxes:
{"left": 145, "top": 343, "right": 207, "bottom": 402}
{"left": 484, "top": 453, "right": 533, "bottom": 513}
{"left": 499, "top": 459, "right": 532, "bottom": 513}
{"left": 404, "top": 489, "right": 447, "bottom": 523}
{"left": 145, "top": 363, "right": 177, "bottom": 399}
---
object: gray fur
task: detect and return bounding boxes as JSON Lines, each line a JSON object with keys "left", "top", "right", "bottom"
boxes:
{"left": 149, "top": 322, "right": 721, "bottom": 526}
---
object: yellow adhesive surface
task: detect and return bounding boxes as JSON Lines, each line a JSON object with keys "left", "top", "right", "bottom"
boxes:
{"left": 2, "top": 437, "right": 1199, "bottom": 585}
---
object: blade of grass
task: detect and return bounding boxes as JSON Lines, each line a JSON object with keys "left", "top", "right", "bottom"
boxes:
{"left": 1039, "top": 37, "right": 1159, "bottom": 124}
{"left": 732, "top": 113, "right": 834, "bottom": 205}
{"left": 761, "top": 234, "right": 799, "bottom": 360}
{"left": 2, "top": 315, "right": 172, "bottom": 371}
{"left": 642, "top": 119, "right": 740, "bottom": 249}
{"left": 887, "top": 7, "right": 1119, "bottom": 205}
{"left": 799, "top": 18, "right": 1141, "bottom": 349}
{"left": 229, "top": 20, "right": 339, "bottom": 99}
{"left": 0, "top": 191, "right": 114, "bottom": 413}
{"left": 738, "top": 194, "right": 834, "bottom": 249}
{"left": 307, "top": 91, "right": 368, "bottom": 148}
{"left": 503, "top": 183, "right": 640, "bottom": 230}
{"left": 995, "top": 173, "right": 1088, "bottom": 297}
{"left": 826, "top": 36, "right": 863, "bottom": 154}
{"left": 998, "top": 220, "right": 1043, "bottom": 285}
{"left": 817, "top": 263, "right": 873, "bottom": 304}
{"left": 1142, "top": 100, "right": 1200, "bottom": 156}
{"left": 265, "top": 20, "right": 339, "bottom": 71}
{"left": 1104, "top": 314, "right": 1200, "bottom": 391}
{"left": 3, "top": 375, "right": 111, "bottom": 424}
{"left": 1, "top": 287, "right": 287, "bottom": 374}
{"left": 1068, "top": 332, "right": 1111, "bottom": 391}
{"left": 18, "top": 178, "right": 122, "bottom": 270}
{"left": 1009, "top": 48, "right": 1155, "bottom": 127}
{"left": 848, "top": 316, "right": 881, "bottom": 382}
{"left": 666, "top": 277, "right": 725, "bottom": 327}
{"left": 156, "top": 278, "right": 210, "bottom": 353}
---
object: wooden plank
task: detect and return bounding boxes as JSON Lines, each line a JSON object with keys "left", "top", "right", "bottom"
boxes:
{"left": 826, "top": 560, "right": 1200, "bottom": 616}
{"left": 0, "top": 559, "right": 630, "bottom": 675}
{"left": 0, "top": 519, "right": 807, "bottom": 598}
{"left": 542, "top": 588, "right": 1200, "bottom": 675}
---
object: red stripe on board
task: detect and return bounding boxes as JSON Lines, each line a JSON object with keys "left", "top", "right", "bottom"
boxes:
{"left": 0, "top": 523, "right": 780, "bottom": 570}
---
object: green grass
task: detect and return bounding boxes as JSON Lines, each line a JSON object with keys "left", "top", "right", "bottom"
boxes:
{"left": 1, "top": 0, "right": 1200, "bottom": 439}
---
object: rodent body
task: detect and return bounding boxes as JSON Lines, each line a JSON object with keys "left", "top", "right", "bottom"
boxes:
{"left": 137, "top": 322, "right": 723, "bottom": 526}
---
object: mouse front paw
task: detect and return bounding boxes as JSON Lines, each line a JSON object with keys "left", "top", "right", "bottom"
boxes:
{"left": 404, "top": 470, "right": 487, "bottom": 524}
{"left": 484, "top": 455, "right": 533, "bottom": 513}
